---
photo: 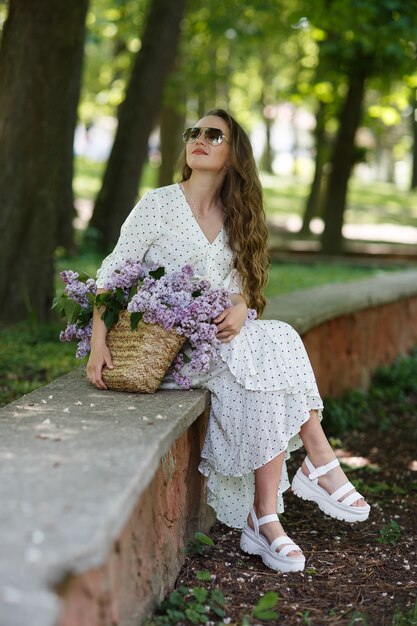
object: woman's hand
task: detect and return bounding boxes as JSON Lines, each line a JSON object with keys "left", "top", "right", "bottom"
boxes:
{"left": 214, "top": 300, "right": 248, "bottom": 343}
{"left": 87, "top": 289, "right": 114, "bottom": 389}
{"left": 86, "top": 342, "right": 114, "bottom": 390}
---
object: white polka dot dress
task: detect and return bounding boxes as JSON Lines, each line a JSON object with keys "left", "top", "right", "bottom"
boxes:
{"left": 96, "top": 183, "right": 324, "bottom": 529}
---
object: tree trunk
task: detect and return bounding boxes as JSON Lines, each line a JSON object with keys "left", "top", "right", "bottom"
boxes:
{"left": 410, "top": 88, "right": 417, "bottom": 190}
{"left": 158, "top": 101, "right": 186, "bottom": 187}
{"left": 0, "top": 0, "right": 88, "bottom": 324}
{"left": 320, "top": 68, "right": 367, "bottom": 255}
{"left": 90, "top": 0, "right": 186, "bottom": 252}
{"left": 300, "top": 101, "right": 327, "bottom": 235}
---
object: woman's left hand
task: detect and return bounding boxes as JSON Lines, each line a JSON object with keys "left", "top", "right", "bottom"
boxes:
{"left": 214, "top": 301, "right": 248, "bottom": 343}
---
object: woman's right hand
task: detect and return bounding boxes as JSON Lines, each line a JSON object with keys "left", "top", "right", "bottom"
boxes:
{"left": 86, "top": 343, "right": 114, "bottom": 390}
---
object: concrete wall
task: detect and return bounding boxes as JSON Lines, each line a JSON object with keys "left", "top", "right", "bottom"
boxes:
{"left": 56, "top": 411, "right": 214, "bottom": 626}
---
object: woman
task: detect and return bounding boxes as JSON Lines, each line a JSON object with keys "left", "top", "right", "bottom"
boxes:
{"left": 87, "top": 109, "right": 370, "bottom": 573}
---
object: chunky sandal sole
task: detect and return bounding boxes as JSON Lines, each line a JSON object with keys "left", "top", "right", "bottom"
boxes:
{"left": 292, "top": 469, "right": 370, "bottom": 523}
{"left": 240, "top": 527, "right": 305, "bottom": 573}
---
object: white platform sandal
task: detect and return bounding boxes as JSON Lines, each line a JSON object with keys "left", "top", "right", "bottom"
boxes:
{"left": 292, "top": 456, "right": 371, "bottom": 523}
{"left": 240, "top": 508, "right": 305, "bottom": 573}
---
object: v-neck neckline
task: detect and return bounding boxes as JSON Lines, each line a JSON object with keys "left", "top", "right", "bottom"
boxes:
{"left": 177, "top": 183, "right": 224, "bottom": 246}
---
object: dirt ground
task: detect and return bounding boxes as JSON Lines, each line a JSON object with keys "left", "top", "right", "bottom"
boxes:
{"left": 170, "top": 399, "right": 417, "bottom": 625}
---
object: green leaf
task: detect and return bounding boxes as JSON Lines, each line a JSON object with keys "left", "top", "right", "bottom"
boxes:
{"left": 167, "top": 590, "right": 184, "bottom": 608}
{"left": 114, "top": 287, "right": 126, "bottom": 304}
{"left": 128, "top": 284, "right": 138, "bottom": 302}
{"left": 252, "top": 592, "right": 280, "bottom": 619}
{"left": 182, "top": 352, "right": 191, "bottom": 364}
{"left": 185, "top": 608, "right": 205, "bottom": 624}
{"left": 78, "top": 306, "right": 93, "bottom": 327}
{"left": 252, "top": 609, "right": 279, "bottom": 620}
{"left": 191, "top": 289, "right": 202, "bottom": 298}
{"left": 166, "top": 608, "right": 185, "bottom": 622}
{"left": 86, "top": 292, "right": 96, "bottom": 306}
{"left": 210, "top": 605, "right": 226, "bottom": 618}
{"left": 62, "top": 298, "right": 82, "bottom": 325}
{"left": 149, "top": 266, "right": 165, "bottom": 280}
{"left": 95, "top": 292, "right": 111, "bottom": 308}
{"left": 130, "top": 311, "right": 143, "bottom": 330}
{"left": 102, "top": 308, "right": 118, "bottom": 329}
{"left": 194, "top": 532, "right": 214, "bottom": 546}
{"left": 51, "top": 296, "right": 60, "bottom": 310}
{"left": 192, "top": 587, "right": 208, "bottom": 603}
{"left": 196, "top": 570, "right": 212, "bottom": 582}
{"left": 210, "top": 588, "right": 225, "bottom": 606}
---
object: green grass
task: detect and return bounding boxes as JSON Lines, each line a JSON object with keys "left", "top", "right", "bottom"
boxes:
{"left": 323, "top": 349, "right": 417, "bottom": 436}
{"left": 260, "top": 172, "right": 417, "bottom": 227}
{"left": 0, "top": 321, "right": 79, "bottom": 407}
{"left": 264, "top": 262, "right": 392, "bottom": 297}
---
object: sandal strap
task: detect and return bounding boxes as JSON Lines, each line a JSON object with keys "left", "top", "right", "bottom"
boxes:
{"left": 258, "top": 513, "right": 279, "bottom": 526}
{"left": 271, "top": 535, "right": 292, "bottom": 548}
{"left": 342, "top": 491, "right": 364, "bottom": 507}
{"left": 278, "top": 543, "right": 302, "bottom": 558}
{"left": 305, "top": 456, "right": 340, "bottom": 481}
{"left": 270, "top": 536, "right": 301, "bottom": 555}
{"left": 330, "top": 482, "right": 364, "bottom": 506}
{"left": 249, "top": 508, "right": 259, "bottom": 535}
{"left": 330, "top": 481, "right": 355, "bottom": 501}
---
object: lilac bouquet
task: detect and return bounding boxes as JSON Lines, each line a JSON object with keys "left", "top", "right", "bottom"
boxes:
{"left": 126, "top": 264, "right": 232, "bottom": 387}
{"left": 54, "top": 261, "right": 257, "bottom": 388}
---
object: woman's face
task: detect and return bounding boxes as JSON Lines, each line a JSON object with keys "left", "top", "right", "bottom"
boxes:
{"left": 185, "top": 115, "right": 231, "bottom": 174}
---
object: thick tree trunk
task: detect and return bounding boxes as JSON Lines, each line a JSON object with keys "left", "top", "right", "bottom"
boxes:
{"left": 320, "top": 68, "right": 367, "bottom": 255}
{"left": 410, "top": 88, "right": 417, "bottom": 190}
{"left": 300, "top": 101, "right": 327, "bottom": 236}
{"left": 0, "top": 0, "right": 88, "bottom": 324}
{"left": 90, "top": 0, "right": 186, "bottom": 252}
{"left": 157, "top": 102, "right": 186, "bottom": 187}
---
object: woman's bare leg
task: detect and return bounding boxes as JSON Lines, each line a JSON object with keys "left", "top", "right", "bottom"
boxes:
{"left": 299, "top": 410, "right": 367, "bottom": 507}
{"left": 248, "top": 451, "right": 302, "bottom": 557}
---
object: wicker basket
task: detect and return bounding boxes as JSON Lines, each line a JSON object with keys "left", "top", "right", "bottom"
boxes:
{"left": 102, "top": 310, "right": 186, "bottom": 393}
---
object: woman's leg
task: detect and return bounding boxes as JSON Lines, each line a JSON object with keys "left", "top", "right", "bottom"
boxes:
{"left": 299, "top": 410, "right": 368, "bottom": 507}
{"left": 247, "top": 451, "right": 302, "bottom": 557}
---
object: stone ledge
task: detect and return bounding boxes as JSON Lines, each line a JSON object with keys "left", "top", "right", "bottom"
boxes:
{"left": 0, "top": 369, "right": 210, "bottom": 626}
{"left": 1, "top": 269, "right": 417, "bottom": 625}
{"left": 264, "top": 269, "right": 417, "bottom": 334}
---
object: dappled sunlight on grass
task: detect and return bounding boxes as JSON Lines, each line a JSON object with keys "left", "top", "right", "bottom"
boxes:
{"left": 264, "top": 262, "right": 389, "bottom": 297}
{"left": 260, "top": 171, "right": 417, "bottom": 230}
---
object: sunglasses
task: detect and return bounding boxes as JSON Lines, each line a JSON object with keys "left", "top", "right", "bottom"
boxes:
{"left": 182, "top": 127, "right": 230, "bottom": 146}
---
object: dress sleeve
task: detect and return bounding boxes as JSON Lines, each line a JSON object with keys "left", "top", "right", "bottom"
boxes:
{"left": 95, "top": 190, "right": 161, "bottom": 288}
{"left": 222, "top": 267, "right": 244, "bottom": 295}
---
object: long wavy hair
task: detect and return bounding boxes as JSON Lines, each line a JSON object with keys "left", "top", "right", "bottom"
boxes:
{"left": 178, "top": 108, "right": 269, "bottom": 316}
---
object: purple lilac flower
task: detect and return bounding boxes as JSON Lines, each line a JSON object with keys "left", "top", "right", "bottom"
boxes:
{"left": 59, "top": 323, "right": 78, "bottom": 342}
{"left": 60, "top": 270, "right": 79, "bottom": 284}
{"left": 245, "top": 308, "right": 257, "bottom": 323}
{"left": 60, "top": 320, "right": 92, "bottom": 359}
{"left": 59, "top": 270, "right": 96, "bottom": 308}
{"left": 103, "top": 259, "right": 147, "bottom": 292}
